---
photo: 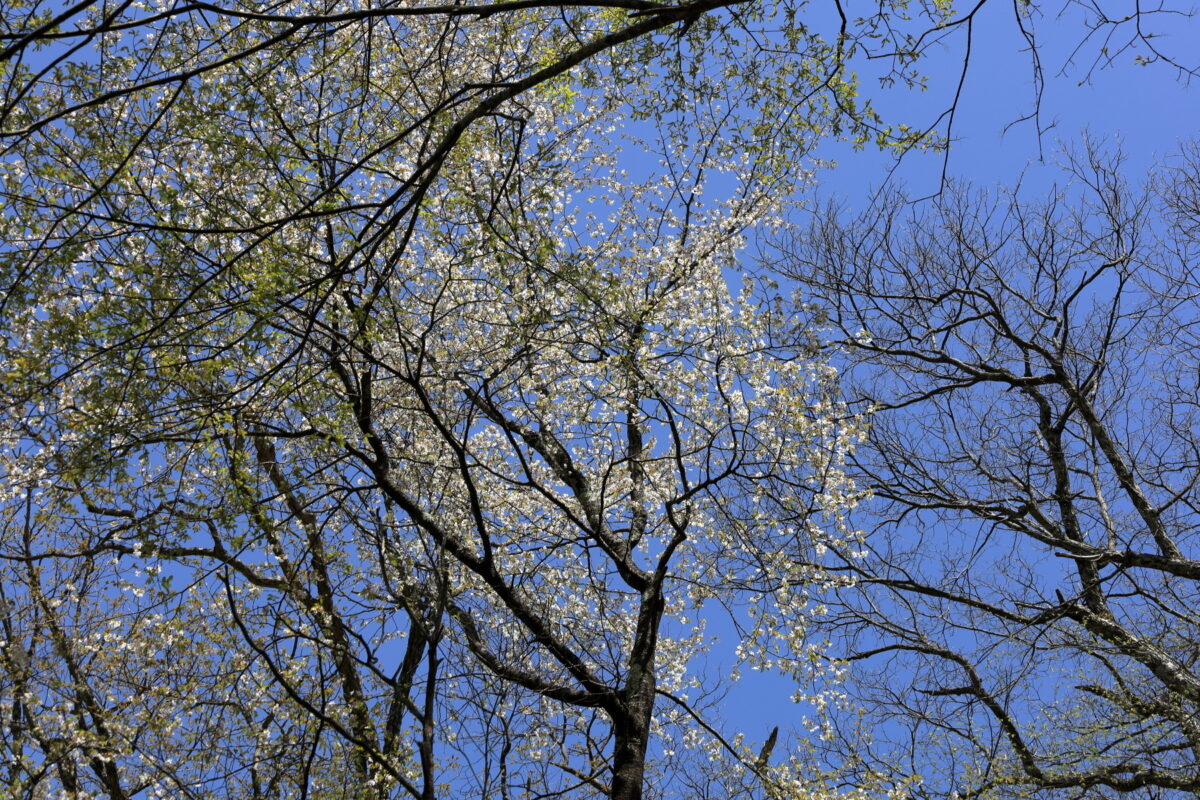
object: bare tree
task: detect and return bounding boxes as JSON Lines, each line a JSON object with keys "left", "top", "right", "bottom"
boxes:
{"left": 779, "top": 143, "right": 1200, "bottom": 798}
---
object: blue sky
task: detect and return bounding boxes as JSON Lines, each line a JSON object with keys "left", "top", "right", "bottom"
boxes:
{"left": 714, "top": 0, "right": 1200, "bottom": 774}
{"left": 810, "top": 0, "right": 1200, "bottom": 202}
{"left": 6, "top": 3, "right": 1196, "bottom": 793}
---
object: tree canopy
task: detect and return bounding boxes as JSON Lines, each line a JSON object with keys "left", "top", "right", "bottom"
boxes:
{"left": 783, "top": 143, "right": 1200, "bottom": 799}
{"left": 1, "top": 0, "right": 1197, "bottom": 799}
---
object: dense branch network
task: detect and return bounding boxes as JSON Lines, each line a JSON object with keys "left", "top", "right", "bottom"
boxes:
{"left": 1, "top": 0, "right": 1198, "bottom": 798}
{"left": 781, "top": 142, "right": 1200, "bottom": 799}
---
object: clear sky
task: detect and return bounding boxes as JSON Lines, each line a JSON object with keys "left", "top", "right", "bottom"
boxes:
{"left": 810, "top": 0, "right": 1200, "bottom": 203}
{"left": 718, "top": 0, "right": 1200, "bottom": 766}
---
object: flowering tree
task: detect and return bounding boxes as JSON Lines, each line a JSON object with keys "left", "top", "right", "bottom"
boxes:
{"left": 0, "top": 2, "right": 886, "bottom": 797}
{"left": 4, "top": 0, "right": 1196, "bottom": 796}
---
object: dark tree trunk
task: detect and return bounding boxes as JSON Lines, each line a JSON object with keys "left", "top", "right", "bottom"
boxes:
{"left": 609, "top": 710, "right": 651, "bottom": 800}
{"left": 609, "top": 662, "right": 657, "bottom": 800}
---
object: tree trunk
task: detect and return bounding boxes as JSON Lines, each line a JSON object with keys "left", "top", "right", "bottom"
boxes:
{"left": 610, "top": 665, "right": 656, "bottom": 800}
{"left": 610, "top": 714, "right": 649, "bottom": 800}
